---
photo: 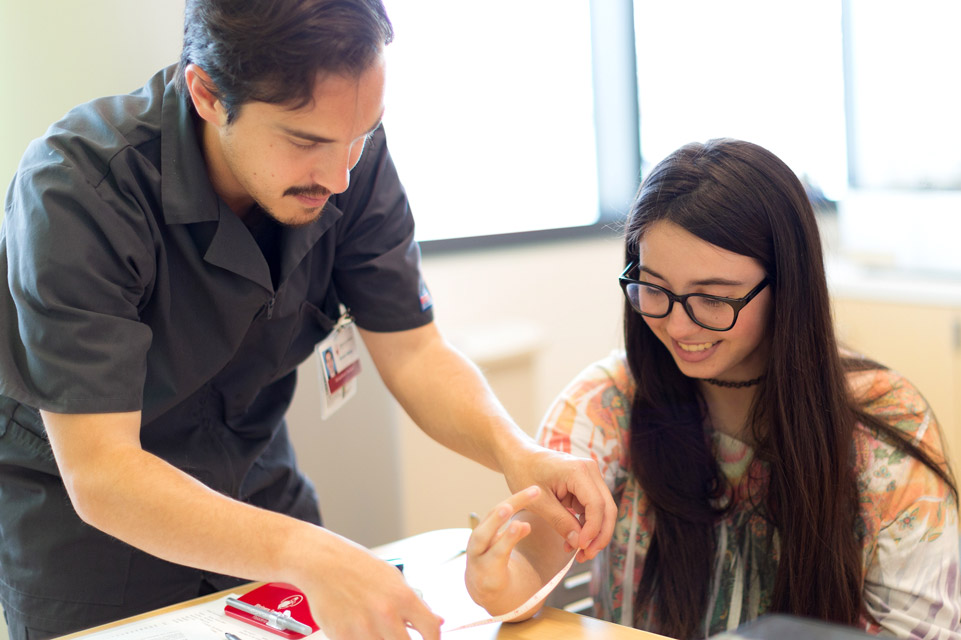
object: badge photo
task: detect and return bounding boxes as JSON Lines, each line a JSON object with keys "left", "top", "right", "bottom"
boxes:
{"left": 316, "top": 316, "right": 362, "bottom": 419}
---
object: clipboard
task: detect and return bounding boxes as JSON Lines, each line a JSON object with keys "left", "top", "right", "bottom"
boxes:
{"left": 224, "top": 582, "right": 319, "bottom": 638}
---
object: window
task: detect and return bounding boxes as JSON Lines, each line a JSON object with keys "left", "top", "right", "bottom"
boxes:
{"left": 843, "top": 0, "right": 961, "bottom": 190}
{"left": 382, "top": 0, "right": 637, "bottom": 246}
{"left": 633, "top": 0, "right": 847, "bottom": 201}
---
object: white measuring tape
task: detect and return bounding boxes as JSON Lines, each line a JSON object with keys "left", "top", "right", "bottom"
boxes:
{"left": 444, "top": 552, "right": 578, "bottom": 632}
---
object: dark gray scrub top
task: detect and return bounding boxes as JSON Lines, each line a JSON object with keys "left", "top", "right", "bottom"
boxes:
{"left": 0, "top": 65, "right": 433, "bottom": 634}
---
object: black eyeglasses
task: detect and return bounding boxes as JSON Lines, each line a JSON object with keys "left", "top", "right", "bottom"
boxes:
{"left": 619, "top": 262, "right": 770, "bottom": 331}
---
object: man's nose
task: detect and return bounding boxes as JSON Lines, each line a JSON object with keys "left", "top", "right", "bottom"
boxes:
{"left": 312, "top": 147, "right": 353, "bottom": 195}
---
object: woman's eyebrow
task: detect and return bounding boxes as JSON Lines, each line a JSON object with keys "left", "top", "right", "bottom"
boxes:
{"left": 638, "top": 265, "right": 743, "bottom": 287}
{"left": 692, "top": 277, "right": 744, "bottom": 287}
{"left": 638, "top": 265, "right": 663, "bottom": 280}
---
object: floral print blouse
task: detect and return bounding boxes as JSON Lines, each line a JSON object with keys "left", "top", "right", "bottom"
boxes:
{"left": 538, "top": 352, "right": 960, "bottom": 638}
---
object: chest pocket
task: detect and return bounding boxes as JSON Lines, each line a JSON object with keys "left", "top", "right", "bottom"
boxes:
{"left": 280, "top": 300, "right": 338, "bottom": 375}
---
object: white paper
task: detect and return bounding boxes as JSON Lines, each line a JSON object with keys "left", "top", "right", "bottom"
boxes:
{"left": 77, "top": 594, "right": 327, "bottom": 640}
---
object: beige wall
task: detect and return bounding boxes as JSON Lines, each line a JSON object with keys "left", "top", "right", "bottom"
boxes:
{"left": 0, "top": 2, "right": 185, "bottom": 196}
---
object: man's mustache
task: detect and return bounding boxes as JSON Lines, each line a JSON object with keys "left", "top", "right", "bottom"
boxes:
{"left": 284, "top": 185, "right": 331, "bottom": 198}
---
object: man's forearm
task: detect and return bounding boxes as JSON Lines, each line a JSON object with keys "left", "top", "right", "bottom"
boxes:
{"left": 43, "top": 410, "right": 338, "bottom": 589}
{"left": 69, "top": 445, "right": 325, "bottom": 582}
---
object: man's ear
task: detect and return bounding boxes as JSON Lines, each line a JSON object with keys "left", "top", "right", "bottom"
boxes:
{"left": 183, "top": 64, "right": 227, "bottom": 126}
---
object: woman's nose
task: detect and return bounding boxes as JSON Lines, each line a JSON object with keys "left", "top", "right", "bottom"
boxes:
{"left": 665, "top": 301, "right": 701, "bottom": 337}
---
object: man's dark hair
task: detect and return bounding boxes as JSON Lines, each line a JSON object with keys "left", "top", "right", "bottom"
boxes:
{"left": 175, "top": 0, "right": 393, "bottom": 121}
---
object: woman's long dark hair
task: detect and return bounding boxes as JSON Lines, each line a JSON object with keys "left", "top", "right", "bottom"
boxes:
{"left": 624, "top": 139, "right": 956, "bottom": 639}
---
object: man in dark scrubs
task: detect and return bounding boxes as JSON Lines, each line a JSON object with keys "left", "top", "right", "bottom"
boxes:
{"left": 0, "top": 1, "right": 615, "bottom": 639}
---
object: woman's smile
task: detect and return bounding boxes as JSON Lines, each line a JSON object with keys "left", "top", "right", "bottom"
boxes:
{"left": 672, "top": 338, "right": 720, "bottom": 362}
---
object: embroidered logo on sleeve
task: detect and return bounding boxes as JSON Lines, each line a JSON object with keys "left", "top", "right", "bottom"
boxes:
{"left": 419, "top": 282, "right": 433, "bottom": 311}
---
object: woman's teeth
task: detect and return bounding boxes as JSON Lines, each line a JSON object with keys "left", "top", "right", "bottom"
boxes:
{"left": 678, "top": 341, "right": 717, "bottom": 352}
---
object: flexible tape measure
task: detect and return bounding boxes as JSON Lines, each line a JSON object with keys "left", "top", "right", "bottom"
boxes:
{"left": 444, "top": 553, "right": 578, "bottom": 632}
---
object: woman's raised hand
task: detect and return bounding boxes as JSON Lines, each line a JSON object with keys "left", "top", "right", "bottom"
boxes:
{"left": 464, "top": 485, "right": 546, "bottom": 619}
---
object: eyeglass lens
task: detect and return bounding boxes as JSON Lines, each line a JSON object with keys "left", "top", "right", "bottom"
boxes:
{"left": 625, "top": 283, "right": 735, "bottom": 330}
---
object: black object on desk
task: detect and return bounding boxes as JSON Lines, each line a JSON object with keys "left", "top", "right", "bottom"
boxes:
{"left": 717, "top": 614, "right": 876, "bottom": 639}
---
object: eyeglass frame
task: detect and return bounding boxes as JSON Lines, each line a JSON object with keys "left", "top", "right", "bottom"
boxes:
{"left": 618, "top": 262, "right": 771, "bottom": 332}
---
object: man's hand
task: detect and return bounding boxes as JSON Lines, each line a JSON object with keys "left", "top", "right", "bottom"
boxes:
{"left": 299, "top": 533, "right": 443, "bottom": 640}
{"left": 501, "top": 445, "right": 616, "bottom": 561}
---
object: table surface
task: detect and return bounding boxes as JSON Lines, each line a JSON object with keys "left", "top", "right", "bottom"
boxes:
{"left": 55, "top": 528, "right": 668, "bottom": 640}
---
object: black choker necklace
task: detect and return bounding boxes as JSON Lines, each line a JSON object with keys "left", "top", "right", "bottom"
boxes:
{"left": 703, "top": 375, "right": 764, "bottom": 389}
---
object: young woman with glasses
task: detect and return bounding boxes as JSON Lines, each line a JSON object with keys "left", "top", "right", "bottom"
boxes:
{"left": 464, "top": 139, "right": 959, "bottom": 638}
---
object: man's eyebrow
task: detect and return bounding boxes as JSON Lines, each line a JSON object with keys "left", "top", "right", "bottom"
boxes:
{"left": 280, "top": 127, "right": 336, "bottom": 144}
{"left": 638, "top": 265, "right": 743, "bottom": 287}
{"left": 279, "top": 111, "right": 384, "bottom": 144}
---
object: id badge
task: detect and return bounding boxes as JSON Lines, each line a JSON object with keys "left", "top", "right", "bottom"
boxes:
{"left": 316, "top": 315, "right": 362, "bottom": 419}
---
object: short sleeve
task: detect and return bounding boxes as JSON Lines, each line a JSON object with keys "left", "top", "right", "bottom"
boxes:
{"left": 0, "top": 155, "right": 155, "bottom": 413}
{"left": 855, "top": 370, "right": 961, "bottom": 636}
{"left": 329, "top": 126, "right": 433, "bottom": 332}
{"left": 536, "top": 352, "right": 634, "bottom": 494}
{"left": 861, "top": 453, "right": 960, "bottom": 637}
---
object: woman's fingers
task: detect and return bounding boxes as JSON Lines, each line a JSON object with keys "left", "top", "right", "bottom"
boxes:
{"left": 467, "top": 486, "right": 540, "bottom": 557}
{"left": 485, "top": 519, "right": 532, "bottom": 565}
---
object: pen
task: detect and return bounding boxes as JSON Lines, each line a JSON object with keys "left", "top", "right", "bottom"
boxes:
{"left": 225, "top": 597, "right": 313, "bottom": 636}
{"left": 225, "top": 634, "right": 241, "bottom": 640}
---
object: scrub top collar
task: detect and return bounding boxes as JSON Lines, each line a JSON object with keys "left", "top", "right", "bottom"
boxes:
{"left": 157, "top": 67, "right": 344, "bottom": 293}
{"left": 159, "top": 69, "right": 219, "bottom": 226}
